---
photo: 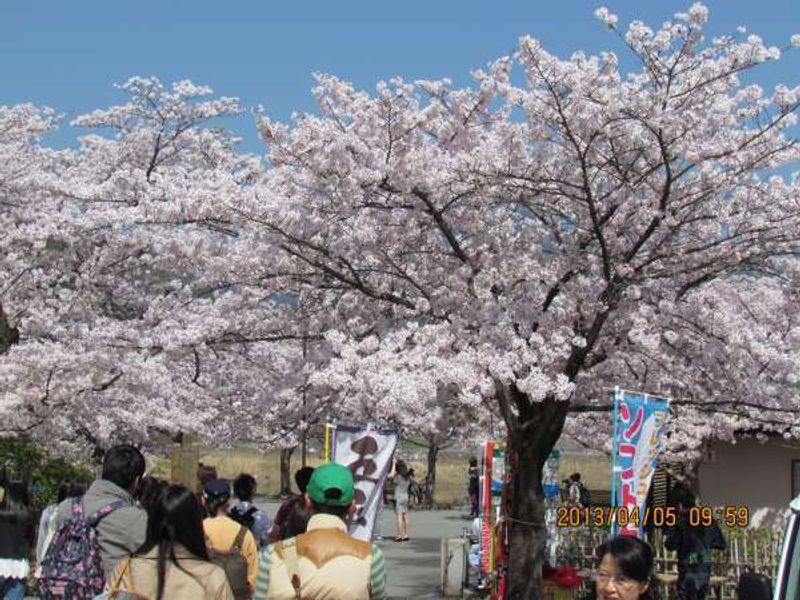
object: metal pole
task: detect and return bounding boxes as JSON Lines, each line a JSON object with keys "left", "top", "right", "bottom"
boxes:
{"left": 610, "top": 386, "right": 621, "bottom": 535}
{"left": 301, "top": 329, "right": 308, "bottom": 467}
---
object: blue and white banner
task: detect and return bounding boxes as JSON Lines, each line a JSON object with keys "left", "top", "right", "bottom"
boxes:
{"left": 610, "top": 388, "right": 670, "bottom": 537}
{"left": 332, "top": 423, "right": 399, "bottom": 542}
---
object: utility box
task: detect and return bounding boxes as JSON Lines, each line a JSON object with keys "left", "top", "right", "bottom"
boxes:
{"left": 441, "top": 537, "right": 469, "bottom": 597}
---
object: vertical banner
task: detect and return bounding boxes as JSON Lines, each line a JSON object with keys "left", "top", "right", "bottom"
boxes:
{"left": 610, "top": 388, "right": 670, "bottom": 537}
{"left": 332, "top": 423, "right": 399, "bottom": 542}
{"left": 542, "top": 449, "right": 562, "bottom": 564}
{"left": 479, "top": 441, "right": 505, "bottom": 578}
{"left": 480, "top": 441, "right": 494, "bottom": 578}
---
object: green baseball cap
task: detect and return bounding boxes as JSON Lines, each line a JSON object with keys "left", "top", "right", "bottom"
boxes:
{"left": 306, "top": 463, "right": 355, "bottom": 507}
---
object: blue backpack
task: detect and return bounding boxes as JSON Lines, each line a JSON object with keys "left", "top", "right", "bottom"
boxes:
{"left": 37, "top": 497, "right": 126, "bottom": 600}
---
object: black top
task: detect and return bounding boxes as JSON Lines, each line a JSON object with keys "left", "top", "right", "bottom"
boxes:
{"left": 665, "top": 515, "right": 726, "bottom": 570}
{"left": 0, "top": 516, "right": 32, "bottom": 560}
{"left": 468, "top": 466, "right": 479, "bottom": 493}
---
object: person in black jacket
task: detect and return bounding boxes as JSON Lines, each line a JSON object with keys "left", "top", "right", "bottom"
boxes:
{"left": 665, "top": 489, "right": 726, "bottom": 600}
{"left": 468, "top": 457, "right": 480, "bottom": 518}
{"left": 0, "top": 480, "right": 34, "bottom": 600}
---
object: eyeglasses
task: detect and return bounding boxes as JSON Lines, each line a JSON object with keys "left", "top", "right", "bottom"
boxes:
{"left": 593, "top": 572, "right": 638, "bottom": 588}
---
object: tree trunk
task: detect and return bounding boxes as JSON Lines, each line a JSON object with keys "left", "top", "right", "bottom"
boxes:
{"left": 502, "top": 388, "right": 569, "bottom": 600}
{"left": 279, "top": 446, "right": 296, "bottom": 497}
{"left": 0, "top": 303, "right": 20, "bottom": 354}
{"left": 506, "top": 435, "right": 549, "bottom": 600}
{"left": 425, "top": 440, "right": 439, "bottom": 508}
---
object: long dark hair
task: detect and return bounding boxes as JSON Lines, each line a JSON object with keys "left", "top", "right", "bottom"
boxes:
{"left": 281, "top": 495, "right": 311, "bottom": 539}
{"left": 136, "top": 476, "right": 168, "bottom": 514}
{"left": 56, "top": 480, "right": 87, "bottom": 505}
{"left": 594, "top": 536, "right": 657, "bottom": 600}
{"left": 294, "top": 467, "right": 314, "bottom": 494}
{"left": 0, "top": 480, "right": 32, "bottom": 526}
{"left": 395, "top": 459, "right": 409, "bottom": 479}
{"left": 138, "top": 484, "right": 210, "bottom": 600}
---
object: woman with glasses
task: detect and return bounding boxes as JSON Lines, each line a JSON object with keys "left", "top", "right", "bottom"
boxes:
{"left": 593, "top": 536, "right": 657, "bottom": 600}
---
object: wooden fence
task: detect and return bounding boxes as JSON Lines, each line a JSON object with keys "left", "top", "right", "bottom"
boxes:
{"left": 556, "top": 523, "right": 786, "bottom": 600}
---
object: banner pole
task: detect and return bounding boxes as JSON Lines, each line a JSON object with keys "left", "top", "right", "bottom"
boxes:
{"left": 610, "top": 386, "right": 621, "bottom": 536}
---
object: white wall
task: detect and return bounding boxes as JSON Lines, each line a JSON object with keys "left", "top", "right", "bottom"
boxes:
{"left": 698, "top": 437, "right": 800, "bottom": 509}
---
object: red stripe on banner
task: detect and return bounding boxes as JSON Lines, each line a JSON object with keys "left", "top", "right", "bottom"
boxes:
{"left": 618, "top": 443, "right": 635, "bottom": 457}
{"left": 480, "top": 442, "right": 494, "bottom": 577}
{"left": 623, "top": 407, "right": 644, "bottom": 441}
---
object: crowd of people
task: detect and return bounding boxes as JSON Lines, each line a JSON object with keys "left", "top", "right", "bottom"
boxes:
{"left": 0, "top": 445, "right": 395, "bottom": 599}
{"left": 0, "top": 446, "right": 727, "bottom": 600}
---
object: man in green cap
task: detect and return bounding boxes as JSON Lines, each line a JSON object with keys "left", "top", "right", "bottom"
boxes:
{"left": 254, "top": 463, "right": 386, "bottom": 600}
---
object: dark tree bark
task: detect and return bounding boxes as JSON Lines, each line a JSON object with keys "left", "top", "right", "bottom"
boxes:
{"left": 279, "top": 446, "right": 296, "bottom": 497}
{"left": 425, "top": 438, "right": 439, "bottom": 508}
{"left": 500, "top": 385, "right": 570, "bottom": 600}
{"left": 0, "top": 303, "right": 20, "bottom": 354}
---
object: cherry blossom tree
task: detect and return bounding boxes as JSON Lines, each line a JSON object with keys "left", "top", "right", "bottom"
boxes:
{"left": 317, "top": 325, "right": 500, "bottom": 504}
{"left": 0, "top": 79, "right": 279, "bottom": 453}
{"left": 230, "top": 6, "right": 800, "bottom": 597}
{"left": 1, "top": 7, "right": 799, "bottom": 596}
{"left": 565, "top": 260, "right": 800, "bottom": 484}
{"left": 1, "top": 79, "right": 348, "bottom": 472}
{"left": 0, "top": 103, "right": 60, "bottom": 356}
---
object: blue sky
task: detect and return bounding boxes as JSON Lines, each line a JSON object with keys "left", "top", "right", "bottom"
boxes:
{"left": 2, "top": 1, "right": 798, "bottom": 154}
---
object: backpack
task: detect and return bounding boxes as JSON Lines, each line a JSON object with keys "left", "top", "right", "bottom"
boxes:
{"left": 37, "top": 497, "right": 126, "bottom": 600}
{"left": 228, "top": 505, "right": 258, "bottom": 532}
{"left": 34, "top": 504, "right": 61, "bottom": 577}
{"left": 573, "top": 482, "right": 591, "bottom": 507}
{"left": 208, "top": 526, "right": 250, "bottom": 600}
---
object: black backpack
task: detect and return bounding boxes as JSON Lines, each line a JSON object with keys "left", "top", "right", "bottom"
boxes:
{"left": 228, "top": 505, "right": 258, "bottom": 531}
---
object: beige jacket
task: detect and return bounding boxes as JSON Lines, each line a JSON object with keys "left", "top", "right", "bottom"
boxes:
{"left": 204, "top": 515, "right": 260, "bottom": 592}
{"left": 254, "top": 514, "right": 386, "bottom": 600}
{"left": 109, "top": 545, "right": 234, "bottom": 600}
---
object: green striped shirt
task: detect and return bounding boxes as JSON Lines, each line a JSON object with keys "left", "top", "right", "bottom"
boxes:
{"left": 254, "top": 544, "right": 271, "bottom": 600}
{"left": 369, "top": 545, "right": 386, "bottom": 600}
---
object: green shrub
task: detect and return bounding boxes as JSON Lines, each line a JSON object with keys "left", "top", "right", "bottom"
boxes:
{"left": 0, "top": 438, "right": 94, "bottom": 510}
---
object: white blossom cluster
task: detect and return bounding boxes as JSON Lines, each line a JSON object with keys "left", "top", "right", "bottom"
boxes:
{"left": 2, "top": 4, "right": 800, "bottom": 472}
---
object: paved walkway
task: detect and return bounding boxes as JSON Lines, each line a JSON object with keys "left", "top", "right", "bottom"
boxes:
{"left": 259, "top": 499, "right": 473, "bottom": 599}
